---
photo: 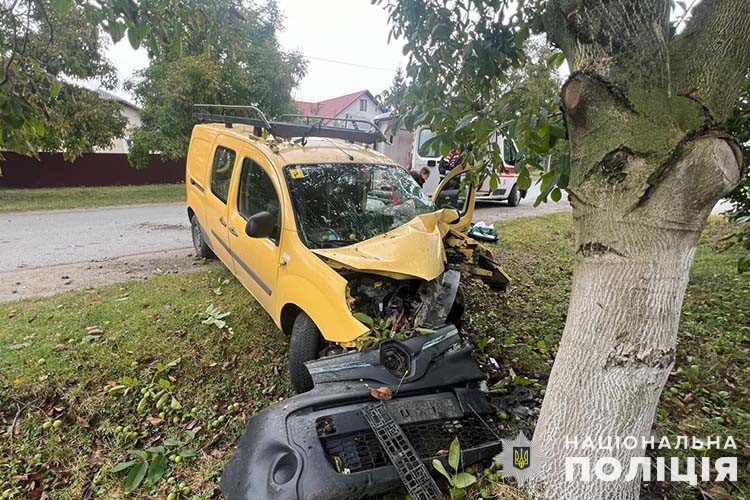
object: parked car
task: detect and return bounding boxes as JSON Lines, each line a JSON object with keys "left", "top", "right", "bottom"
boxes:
{"left": 186, "top": 106, "right": 508, "bottom": 392}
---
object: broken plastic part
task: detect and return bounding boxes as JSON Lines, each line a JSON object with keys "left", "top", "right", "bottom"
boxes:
{"left": 221, "top": 328, "right": 501, "bottom": 500}
{"left": 361, "top": 402, "right": 443, "bottom": 500}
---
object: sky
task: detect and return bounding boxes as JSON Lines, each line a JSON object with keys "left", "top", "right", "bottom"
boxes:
{"left": 103, "top": 0, "right": 407, "bottom": 104}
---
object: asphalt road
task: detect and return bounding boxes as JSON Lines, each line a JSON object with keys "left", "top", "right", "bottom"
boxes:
{"left": 0, "top": 203, "right": 190, "bottom": 273}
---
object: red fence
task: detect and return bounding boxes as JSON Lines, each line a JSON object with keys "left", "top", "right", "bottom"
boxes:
{"left": 0, "top": 152, "right": 184, "bottom": 188}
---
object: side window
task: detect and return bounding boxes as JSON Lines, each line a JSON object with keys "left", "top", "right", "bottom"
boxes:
{"left": 503, "top": 139, "right": 518, "bottom": 166}
{"left": 238, "top": 158, "right": 281, "bottom": 240}
{"left": 210, "top": 146, "right": 237, "bottom": 203}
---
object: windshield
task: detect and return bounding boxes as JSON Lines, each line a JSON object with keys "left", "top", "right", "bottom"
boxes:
{"left": 284, "top": 163, "right": 436, "bottom": 248}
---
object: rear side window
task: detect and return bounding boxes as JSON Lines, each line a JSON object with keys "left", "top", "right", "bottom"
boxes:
{"left": 210, "top": 146, "right": 237, "bottom": 203}
{"left": 238, "top": 158, "right": 281, "bottom": 240}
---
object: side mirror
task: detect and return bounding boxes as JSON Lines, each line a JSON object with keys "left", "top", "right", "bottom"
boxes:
{"left": 245, "top": 211, "right": 276, "bottom": 239}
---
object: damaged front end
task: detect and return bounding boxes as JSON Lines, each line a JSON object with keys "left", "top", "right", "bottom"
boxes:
{"left": 222, "top": 327, "right": 503, "bottom": 500}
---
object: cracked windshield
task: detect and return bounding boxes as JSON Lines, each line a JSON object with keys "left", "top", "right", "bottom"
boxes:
{"left": 284, "top": 163, "right": 436, "bottom": 248}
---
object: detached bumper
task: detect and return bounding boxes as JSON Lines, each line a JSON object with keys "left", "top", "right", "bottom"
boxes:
{"left": 222, "top": 327, "right": 502, "bottom": 500}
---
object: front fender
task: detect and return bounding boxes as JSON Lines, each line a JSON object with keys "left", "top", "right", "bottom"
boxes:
{"left": 274, "top": 241, "right": 368, "bottom": 342}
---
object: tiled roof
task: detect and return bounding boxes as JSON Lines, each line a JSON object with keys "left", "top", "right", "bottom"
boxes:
{"left": 295, "top": 90, "right": 376, "bottom": 118}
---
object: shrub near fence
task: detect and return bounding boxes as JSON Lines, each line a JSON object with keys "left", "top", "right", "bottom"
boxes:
{"left": 0, "top": 152, "right": 184, "bottom": 188}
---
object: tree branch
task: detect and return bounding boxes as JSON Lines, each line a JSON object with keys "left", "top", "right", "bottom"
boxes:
{"left": 671, "top": 0, "right": 750, "bottom": 123}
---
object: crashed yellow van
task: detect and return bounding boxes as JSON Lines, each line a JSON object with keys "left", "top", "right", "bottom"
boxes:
{"left": 186, "top": 106, "right": 508, "bottom": 392}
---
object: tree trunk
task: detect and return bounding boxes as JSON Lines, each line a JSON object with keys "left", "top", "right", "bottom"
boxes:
{"left": 530, "top": 1, "right": 749, "bottom": 498}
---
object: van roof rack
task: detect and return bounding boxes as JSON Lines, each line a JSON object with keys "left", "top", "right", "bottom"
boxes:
{"left": 193, "top": 104, "right": 387, "bottom": 145}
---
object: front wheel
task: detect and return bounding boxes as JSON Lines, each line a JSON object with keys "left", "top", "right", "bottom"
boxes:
{"left": 507, "top": 185, "right": 521, "bottom": 207}
{"left": 288, "top": 312, "right": 322, "bottom": 393}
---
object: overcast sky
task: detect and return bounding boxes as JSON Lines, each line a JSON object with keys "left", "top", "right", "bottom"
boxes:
{"left": 105, "top": 0, "right": 406, "bottom": 104}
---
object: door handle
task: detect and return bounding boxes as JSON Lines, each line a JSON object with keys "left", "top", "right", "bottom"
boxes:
{"left": 228, "top": 227, "right": 238, "bottom": 237}
{"left": 219, "top": 217, "right": 227, "bottom": 227}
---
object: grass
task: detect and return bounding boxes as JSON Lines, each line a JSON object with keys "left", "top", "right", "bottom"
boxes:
{"left": 0, "top": 213, "right": 747, "bottom": 499}
{"left": 0, "top": 184, "right": 185, "bottom": 213}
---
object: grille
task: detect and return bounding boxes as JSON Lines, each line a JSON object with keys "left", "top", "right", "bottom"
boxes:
{"left": 321, "top": 416, "right": 500, "bottom": 474}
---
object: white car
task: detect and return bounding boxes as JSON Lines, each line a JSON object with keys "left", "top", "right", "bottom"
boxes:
{"left": 412, "top": 128, "right": 526, "bottom": 206}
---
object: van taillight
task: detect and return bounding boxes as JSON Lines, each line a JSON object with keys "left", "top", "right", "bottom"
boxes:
{"left": 505, "top": 166, "right": 515, "bottom": 175}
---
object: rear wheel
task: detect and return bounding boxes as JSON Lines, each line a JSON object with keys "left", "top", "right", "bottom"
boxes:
{"left": 288, "top": 312, "right": 322, "bottom": 393}
{"left": 507, "top": 185, "right": 521, "bottom": 207}
{"left": 190, "top": 214, "right": 215, "bottom": 259}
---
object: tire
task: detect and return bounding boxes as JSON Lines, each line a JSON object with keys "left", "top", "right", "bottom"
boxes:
{"left": 288, "top": 312, "right": 322, "bottom": 393}
{"left": 190, "top": 214, "right": 215, "bottom": 259}
{"left": 507, "top": 185, "right": 521, "bottom": 207}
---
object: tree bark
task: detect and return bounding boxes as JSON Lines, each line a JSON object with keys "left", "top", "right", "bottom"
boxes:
{"left": 530, "top": 1, "right": 749, "bottom": 498}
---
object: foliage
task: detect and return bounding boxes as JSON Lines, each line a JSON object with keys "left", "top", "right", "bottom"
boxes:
{"left": 378, "top": 66, "right": 408, "bottom": 112}
{"left": 725, "top": 78, "right": 750, "bottom": 272}
{"left": 0, "top": 0, "right": 126, "bottom": 158}
{"left": 126, "top": 0, "right": 306, "bottom": 168}
{"left": 432, "top": 437, "right": 478, "bottom": 500}
{"left": 40, "top": 85, "right": 128, "bottom": 159}
{"left": 201, "top": 303, "right": 231, "bottom": 330}
{"left": 352, "top": 312, "right": 435, "bottom": 351}
{"left": 374, "top": 0, "right": 569, "bottom": 203}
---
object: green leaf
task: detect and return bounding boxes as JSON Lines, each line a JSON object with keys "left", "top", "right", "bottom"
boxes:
{"left": 125, "top": 460, "right": 148, "bottom": 492}
{"left": 53, "top": 0, "right": 73, "bottom": 16}
{"left": 550, "top": 187, "right": 562, "bottom": 202}
{"left": 163, "top": 438, "right": 182, "bottom": 447}
{"left": 127, "top": 27, "right": 140, "bottom": 50}
{"left": 128, "top": 449, "right": 148, "bottom": 461}
{"left": 432, "top": 459, "right": 453, "bottom": 484}
{"left": 145, "top": 446, "right": 165, "bottom": 455}
{"left": 170, "top": 396, "right": 182, "bottom": 410}
{"left": 448, "top": 437, "right": 461, "bottom": 471}
{"left": 179, "top": 448, "right": 197, "bottom": 458}
{"left": 146, "top": 453, "right": 167, "bottom": 484}
{"left": 450, "top": 486, "right": 467, "bottom": 500}
{"left": 452, "top": 472, "right": 477, "bottom": 489}
{"left": 353, "top": 312, "right": 374, "bottom": 327}
{"left": 50, "top": 81, "right": 62, "bottom": 99}
{"left": 109, "top": 460, "right": 137, "bottom": 473}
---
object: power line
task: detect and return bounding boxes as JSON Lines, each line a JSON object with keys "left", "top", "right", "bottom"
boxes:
{"left": 304, "top": 54, "right": 396, "bottom": 72}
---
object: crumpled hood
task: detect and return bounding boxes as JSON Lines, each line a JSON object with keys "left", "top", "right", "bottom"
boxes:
{"left": 311, "top": 210, "right": 457, "bottom": 281}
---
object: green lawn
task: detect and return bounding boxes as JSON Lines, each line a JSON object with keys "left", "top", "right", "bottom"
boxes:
{"left": 0, "top": 184, "right": 186, "bottom": 213}
{"left": 0, "top": 213, "right": 747, "bottom": 499}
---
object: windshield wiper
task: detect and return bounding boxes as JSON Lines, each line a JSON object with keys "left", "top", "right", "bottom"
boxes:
{"left": 313, "top": 239, "right": 357, "bottom": 249}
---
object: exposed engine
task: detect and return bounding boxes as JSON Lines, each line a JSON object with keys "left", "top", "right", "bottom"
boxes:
{"left": 346, "top": 270, "right": 462, "bottom": 331}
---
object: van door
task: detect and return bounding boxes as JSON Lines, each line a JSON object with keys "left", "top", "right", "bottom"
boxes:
{"left": 413, "top": 127, "right": 442, "bottom": 195}
{"left": 431, "top": 163, "right": 476, "bottom": 232}
{"left": 225, "top": 151, "right": 282, "bottom": 312}
{"left": 205, "top": 141, "right": 241, "bottom": 273}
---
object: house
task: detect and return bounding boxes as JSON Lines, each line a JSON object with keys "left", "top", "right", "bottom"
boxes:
{"left": 94, "top": 89, "right": 142, "bottom": 154}
{"left": 295, "top": 90, "right": 382, "bottom": 128}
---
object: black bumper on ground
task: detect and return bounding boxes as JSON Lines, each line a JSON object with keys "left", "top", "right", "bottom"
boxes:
{"left": 221, "top": 327, "right": 502, "bottom": 500}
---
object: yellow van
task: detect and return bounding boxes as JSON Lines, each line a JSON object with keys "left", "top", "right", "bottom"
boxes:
{"left": 186, "top": 106, "right": 507, "bottom": 392}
